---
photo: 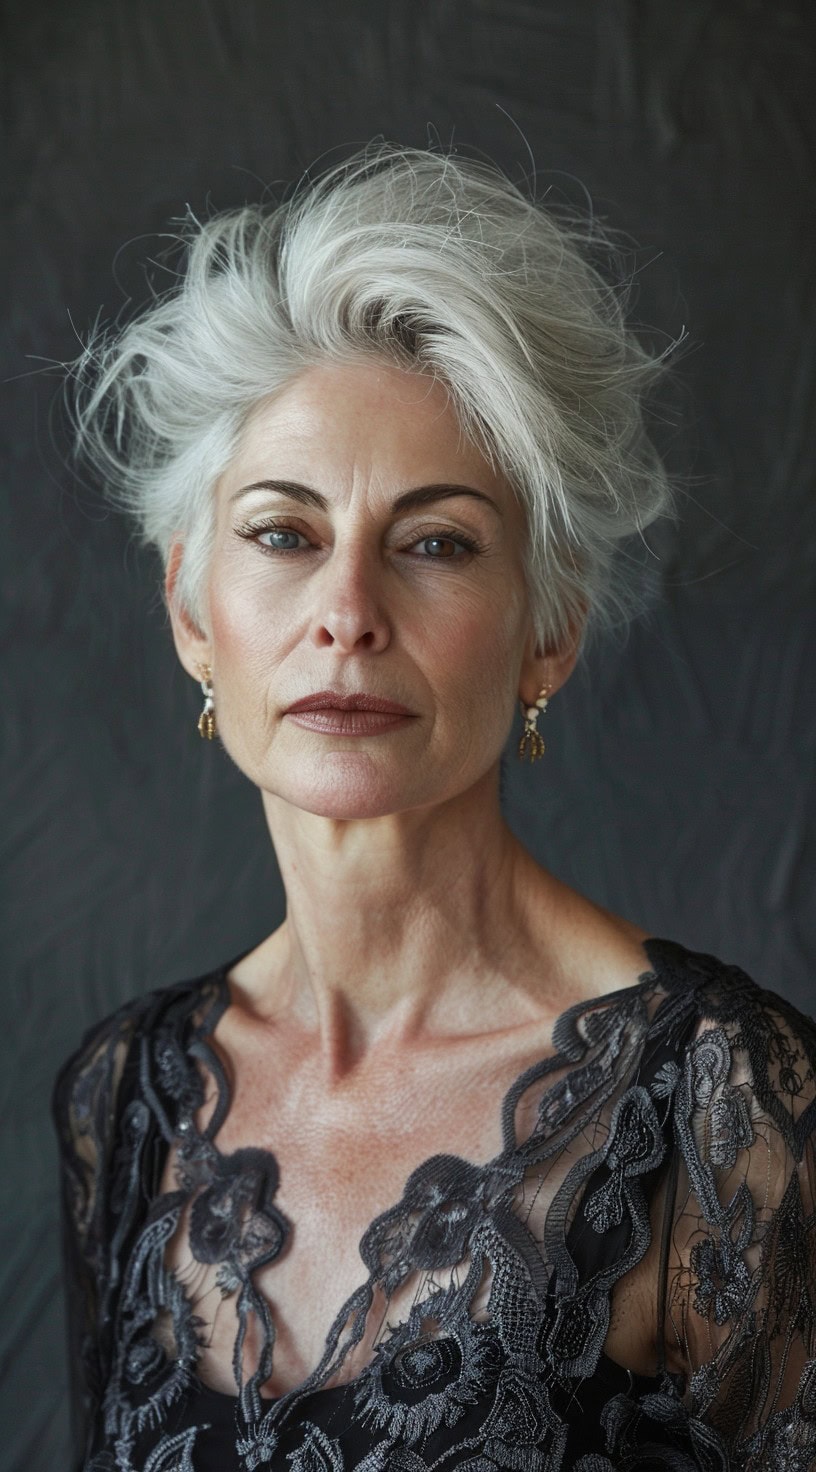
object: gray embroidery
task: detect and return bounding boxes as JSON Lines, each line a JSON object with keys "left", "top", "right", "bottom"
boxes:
{"left": 52, "top": 939, "right": 816, "bottom": 1470}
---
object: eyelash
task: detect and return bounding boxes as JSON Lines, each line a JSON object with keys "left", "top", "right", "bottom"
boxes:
{"left": 233, "top": 518, "right": 486, "bottom": 561}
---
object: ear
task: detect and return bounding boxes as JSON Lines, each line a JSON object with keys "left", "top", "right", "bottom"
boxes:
{"left": 164, "top": 540, "right": 213, "bottom": 681}
{"left": 518, "top": 606, "right": 585, "bottom": 706}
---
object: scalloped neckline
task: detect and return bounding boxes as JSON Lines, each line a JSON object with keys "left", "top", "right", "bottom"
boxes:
{"left": 199, "top": 933, "right": 671, "bottom": 1178}
{"left": 171, "top": 933, "right": 683, "bottom": 1407}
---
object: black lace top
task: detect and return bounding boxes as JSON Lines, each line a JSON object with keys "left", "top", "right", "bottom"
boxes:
{"left": 52, "top": 936, "right": 816, "bottom": 1472}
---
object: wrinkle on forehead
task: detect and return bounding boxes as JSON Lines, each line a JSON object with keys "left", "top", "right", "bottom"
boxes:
{"left": 220, "top": 360, "right": 521, "bottom": 532}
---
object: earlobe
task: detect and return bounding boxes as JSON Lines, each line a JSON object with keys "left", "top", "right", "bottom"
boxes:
{"left": 164, "top": 540, "right": 212, "bottom": 679}
{"left": 521, "top": 631, "right": 579, "bottom": 707}
{"left": 551, "top": 637, "right": 580, "bottom": 692}
{"left": 542, "top": 607, "right": 585, "bottom": 694}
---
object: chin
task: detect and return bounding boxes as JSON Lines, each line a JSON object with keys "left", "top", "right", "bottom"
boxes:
{"left": 268, "top": 751, "right": 430, "bottom": 821}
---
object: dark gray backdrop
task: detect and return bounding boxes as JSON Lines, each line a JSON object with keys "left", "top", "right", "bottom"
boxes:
{"left": 3, "top": 2, "right": 815, "bottom": 1465}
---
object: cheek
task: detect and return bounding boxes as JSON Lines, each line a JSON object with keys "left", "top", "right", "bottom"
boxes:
{"left": 206, "top": 579, "right": 290, "bottom": 746}
{"left": 420, "top": 581, "right": 525, "bottom": 723}
{"left": 208, "top": 560, "right": 291, "bottom": 673}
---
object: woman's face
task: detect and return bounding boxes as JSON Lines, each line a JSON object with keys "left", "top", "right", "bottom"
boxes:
{"left": 170, "top": 359, "right": 554, "bottom": 820}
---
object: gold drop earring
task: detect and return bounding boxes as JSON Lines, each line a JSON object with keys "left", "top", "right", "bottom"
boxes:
{"left": 517, "top": 680, "right": 552, "bottom": 762}
{"left": 196, "top": 663, "right": 217, "bottom": 740}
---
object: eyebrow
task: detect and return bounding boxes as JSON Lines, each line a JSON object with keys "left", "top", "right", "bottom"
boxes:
{"left": 229, "top": 479, "right": 503, "bottom": 518}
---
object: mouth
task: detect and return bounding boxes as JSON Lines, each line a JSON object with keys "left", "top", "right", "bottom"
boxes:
{"left": 283, "top": 690, "right": 416, "bottom": 737}
{"left": 284, "top": 691, "right": 414, "bottom": 715}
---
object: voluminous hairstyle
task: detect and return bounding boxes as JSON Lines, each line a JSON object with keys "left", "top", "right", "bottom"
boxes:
{"left": 71, "top": 140, "right": 677, "bottom": 656}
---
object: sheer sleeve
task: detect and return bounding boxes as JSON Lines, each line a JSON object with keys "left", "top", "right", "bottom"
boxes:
{"left": 51, "top": 1003, "right": 146, "bottom": 1468}
{"left": 665, "top": 981, "right": 816, "bottom": 1467}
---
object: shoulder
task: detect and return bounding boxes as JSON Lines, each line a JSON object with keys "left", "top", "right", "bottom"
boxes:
{"left": 646, "top": 934, "right": 814, "bottom": 1029}
{"left": 51, "top": 960, "right": 228, "bottom": 1147}
{"left": 644, "top": 936, "right": 816, "bottom": 1160}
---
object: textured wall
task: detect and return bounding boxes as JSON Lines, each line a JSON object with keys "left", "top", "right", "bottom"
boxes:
{"left": 3, "top": 2, "right": 815, "bottom": 1465}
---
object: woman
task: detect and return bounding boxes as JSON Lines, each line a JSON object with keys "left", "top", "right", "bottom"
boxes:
{"left": 53, "top": 143, "right": 816, "bottom": 1471}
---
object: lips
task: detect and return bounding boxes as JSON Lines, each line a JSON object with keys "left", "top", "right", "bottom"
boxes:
{"left": 285, "top": 691, "right": 413, "bottom": 715}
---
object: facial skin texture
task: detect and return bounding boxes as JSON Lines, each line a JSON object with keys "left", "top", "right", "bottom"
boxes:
{"left": 175, "top": 360, "right": 563, "bottom": 820}
{"left": 164, "top": 360, "right": 651, "bottom": 1066}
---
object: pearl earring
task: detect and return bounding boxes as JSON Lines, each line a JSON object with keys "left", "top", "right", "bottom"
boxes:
{"left": 196, "top": 663, "right": 216, "bottom": 740}
{"left": 517, "top": 681, "right": 552, "bottom": 762}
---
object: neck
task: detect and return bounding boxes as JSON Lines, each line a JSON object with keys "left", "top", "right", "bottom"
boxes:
{"left": 248, "top": 767, "right": 561, "bottom": 1066}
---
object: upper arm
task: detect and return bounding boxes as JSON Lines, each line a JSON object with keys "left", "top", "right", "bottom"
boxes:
{"left": 664, "top": 992, "right": 816, "bottom": 1465}
{"left": 52, "top": 1007, "right": 140, "bottom": 1463}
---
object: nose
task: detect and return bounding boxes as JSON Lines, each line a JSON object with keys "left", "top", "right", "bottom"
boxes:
{"left": 308, "top": 542, "right": 392, "bottom": 654}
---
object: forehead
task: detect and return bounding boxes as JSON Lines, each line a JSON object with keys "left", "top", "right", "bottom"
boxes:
{"left": 222, "top": 359, "right": 510, "bottom": 498}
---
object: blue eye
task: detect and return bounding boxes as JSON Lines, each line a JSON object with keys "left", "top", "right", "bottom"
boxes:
{"left": 235, "top": 520, "right": 483, "bottom": 561}
{"left": 258, "top": 529, "right": 305, "bottom": 551}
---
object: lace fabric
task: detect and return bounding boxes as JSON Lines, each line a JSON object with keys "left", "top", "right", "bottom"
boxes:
{"left": 52, "top": 937, "right": 816, "bottom": 1471}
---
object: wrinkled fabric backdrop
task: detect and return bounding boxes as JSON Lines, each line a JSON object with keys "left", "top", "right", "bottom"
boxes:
{"left": 3, "top": 1, "right": 815, "bottom": 1465}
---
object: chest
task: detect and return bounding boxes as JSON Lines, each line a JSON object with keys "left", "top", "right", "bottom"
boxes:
{"left": 153, "top": 1029, "right": 668, "bottom": 1399}
{"left": 158, "top": 1041, "right": 535, "bottom": 1393}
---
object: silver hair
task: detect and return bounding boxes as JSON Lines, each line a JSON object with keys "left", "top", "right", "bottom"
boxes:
{"left": 70, "top": 140, "right": 678, "bottom": 656}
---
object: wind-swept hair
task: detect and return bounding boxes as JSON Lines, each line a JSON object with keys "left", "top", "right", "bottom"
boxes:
{"left": 70, "top": 140, "right": 677, "bottom": 655}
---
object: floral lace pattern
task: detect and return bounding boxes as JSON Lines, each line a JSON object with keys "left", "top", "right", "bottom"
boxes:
{"left": 52, "top": 938, "right": 816, "bottom": 1470}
